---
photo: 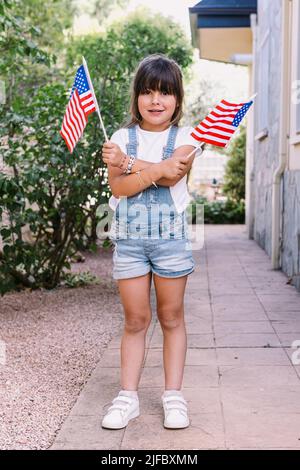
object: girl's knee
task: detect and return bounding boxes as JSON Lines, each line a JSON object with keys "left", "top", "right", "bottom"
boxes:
{"left": 124, "top": 313, "right": 152, "bottom": 334}
{"left": 157, "top": 307, "right": 184, "bottom": 330}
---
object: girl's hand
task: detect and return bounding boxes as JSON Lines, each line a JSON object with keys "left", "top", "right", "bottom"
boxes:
{"left": 159, "top": 155, "right": 190, "bottom": 180}
{"left": 102, "top": 141, "right": 125, "bottom": 167}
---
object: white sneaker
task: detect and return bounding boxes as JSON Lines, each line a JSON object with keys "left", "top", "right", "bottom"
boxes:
{"left": 161, "top": 391, "right": 190, "bottom": 429}
{"left": 101, "top": 391, "right": 139, "bottom": 429}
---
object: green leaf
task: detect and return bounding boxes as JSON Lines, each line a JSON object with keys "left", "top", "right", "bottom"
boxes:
{"left": 0, "top": 228, "right": 12, "bottom": 240}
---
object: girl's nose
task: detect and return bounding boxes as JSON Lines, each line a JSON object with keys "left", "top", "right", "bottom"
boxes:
{"left": 151, "top": 92, "right": 160, "bottom": 104}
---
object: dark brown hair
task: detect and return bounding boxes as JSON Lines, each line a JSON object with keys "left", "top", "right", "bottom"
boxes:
{"left": 124, "top": 54, "right": 184, "bottom": 128}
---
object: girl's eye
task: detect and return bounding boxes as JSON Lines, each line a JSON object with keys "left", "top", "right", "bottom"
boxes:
{"left": 140, "top": 89, "right": 170, "bottom": 96}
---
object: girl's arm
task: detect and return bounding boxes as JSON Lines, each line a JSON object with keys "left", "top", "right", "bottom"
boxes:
{"left": 157, "top": 145, "right": 196, "bottom": 186}
{"left": 122, "top": 158, "right": 172, "bottom": 184}
{"left": 107, "top": 151, "right": 191, "bottom": 198}
{"left": 108, "top": 163, "right": 163, "bottom": 198}
{"left": 128, "top": 145, "right": 196, "bottom": 186}
{"left": 103, "top": 142, "right": 196, "bottom": 191}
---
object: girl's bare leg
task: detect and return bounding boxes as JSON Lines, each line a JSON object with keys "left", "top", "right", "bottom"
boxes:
{"left": 117, "top": 272, "right": 152, "bottom": 391}
{"left": 153, "top": 274, "right": 188, "bottom": 390}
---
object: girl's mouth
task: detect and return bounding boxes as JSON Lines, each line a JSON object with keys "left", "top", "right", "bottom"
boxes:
{"left": 148, "top": 110, "right": 164, "bottom": 114}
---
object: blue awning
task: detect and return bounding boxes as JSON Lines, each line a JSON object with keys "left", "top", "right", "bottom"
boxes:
{"left": 190, "top": 0, "right": 257, "bottom": 28}
{"left": 189, "top": 0, "right": 257, "bottom": 63}
{"left": 190, "top": 0, "right": 257, "bottom": 15}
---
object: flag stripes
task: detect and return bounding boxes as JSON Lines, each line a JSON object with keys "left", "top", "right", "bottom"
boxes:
{"left": 60, "top": 65, "right": 96, "bottom": 153}
{"left": 191, "top": 99, "right": 253, "bottom": 148}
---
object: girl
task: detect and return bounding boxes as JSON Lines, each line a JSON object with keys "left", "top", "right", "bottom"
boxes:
{"left": 101, "top": 54, "right": 200, "bottom": 430}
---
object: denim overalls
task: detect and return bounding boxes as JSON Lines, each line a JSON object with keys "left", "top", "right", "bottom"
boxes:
{"left": 109, "top": 125, "right": 195, "bottom": 279}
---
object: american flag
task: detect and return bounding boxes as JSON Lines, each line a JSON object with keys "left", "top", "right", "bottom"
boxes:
{"left": 191, "top": 99, "right": 253, "bottom": 148}
{"left": 60, "top": 64, "right": 96, "bottom": 153}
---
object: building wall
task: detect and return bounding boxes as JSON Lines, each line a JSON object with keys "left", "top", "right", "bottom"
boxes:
{"left": 282, "top": 171, "right": 300, "bottom": 289}
{"left": 281, "top": 0, "right": 300, "bottom": 289}
{"left": 252, "top": 0, "right": 282, "bottom": 256}
{"left": 253, "top": 0, "right": 300, "bottom": 290}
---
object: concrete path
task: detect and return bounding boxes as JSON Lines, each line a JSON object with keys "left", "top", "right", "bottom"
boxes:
{"left": 51, "top": 225, "right": 300, "bottom": 450}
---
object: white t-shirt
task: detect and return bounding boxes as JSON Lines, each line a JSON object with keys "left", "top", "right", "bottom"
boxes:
{"left": 108, "top": 125, "right": 201, "bottom": 214}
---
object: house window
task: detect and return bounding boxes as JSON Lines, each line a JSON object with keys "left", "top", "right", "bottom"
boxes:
{"left": 257, "top": 31, "right": 269, "bottom": 133}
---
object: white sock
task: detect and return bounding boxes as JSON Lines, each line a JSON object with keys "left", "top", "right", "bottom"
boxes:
{"left": 163, "top": 389, "right": 183, "bottom": 397}
{"left": 119, "top": 389, "right": 138, "bottom": 399}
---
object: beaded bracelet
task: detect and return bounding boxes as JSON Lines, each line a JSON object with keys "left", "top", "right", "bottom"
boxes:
{"left": 125, "top": 155, "right": 136, "bottom": 174}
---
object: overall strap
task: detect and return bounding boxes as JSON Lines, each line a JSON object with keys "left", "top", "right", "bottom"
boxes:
{"left": 162, "top": 125, "right": 179, "bottom": 160}
{"left": 116, "top": 126, "right": 138, "bottom": 219}
{"left": 126, "top": 125, "right": 138, "bottom": 158}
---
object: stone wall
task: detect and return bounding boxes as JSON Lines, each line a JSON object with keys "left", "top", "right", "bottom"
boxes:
{"left": 282, "top": 171, "right": 300, "bottom": 290}
{"left": 252, "top": 0, "right": 282, "bottom": 257}
{"left": 253, "top": 0, "right": 300, "bottom": 292}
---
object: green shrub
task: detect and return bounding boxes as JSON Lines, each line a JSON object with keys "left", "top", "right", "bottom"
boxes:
{"left": 61, "top": 271, "right": 100, "bottom": 288}
{"left": 188, "top": 196, "right": 245, "bottom": 225}
{"left": 223, "top": 126, "right": 246, "bottom": 201}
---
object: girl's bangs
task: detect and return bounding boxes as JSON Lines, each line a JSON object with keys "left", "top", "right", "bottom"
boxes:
{"left": 137, "top": 66, "right": 178, "bottom": 96}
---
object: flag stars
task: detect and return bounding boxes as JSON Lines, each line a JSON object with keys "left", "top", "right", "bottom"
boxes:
{"left": 69, "top": 65, "right": 90, "bottom": 99}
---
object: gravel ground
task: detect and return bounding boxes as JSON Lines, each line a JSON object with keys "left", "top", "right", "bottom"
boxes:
{"left": 0, "top": 246, "right": 124, "bottom": 450}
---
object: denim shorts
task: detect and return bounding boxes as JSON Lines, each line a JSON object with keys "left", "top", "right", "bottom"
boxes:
{"left": 111, "top": 237, "right": 195, "bottom": 280}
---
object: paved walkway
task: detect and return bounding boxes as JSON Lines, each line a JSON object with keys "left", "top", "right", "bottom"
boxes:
{"left": 51, "top": 225, "right": 300, "bottom": 450}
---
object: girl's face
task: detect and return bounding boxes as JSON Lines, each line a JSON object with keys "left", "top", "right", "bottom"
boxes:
{"left": 137, "top": 89, "right": 177, "bottom": 132}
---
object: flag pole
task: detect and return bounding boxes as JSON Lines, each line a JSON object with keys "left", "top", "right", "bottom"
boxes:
{"left": 248, "top": 92, "right": 258, "bottom": 102}
{"left": 186, "top": 141, "right": 205, "bottom": 160}
{"left": 82, "top": 56, "right": 108, "bottom": 142}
